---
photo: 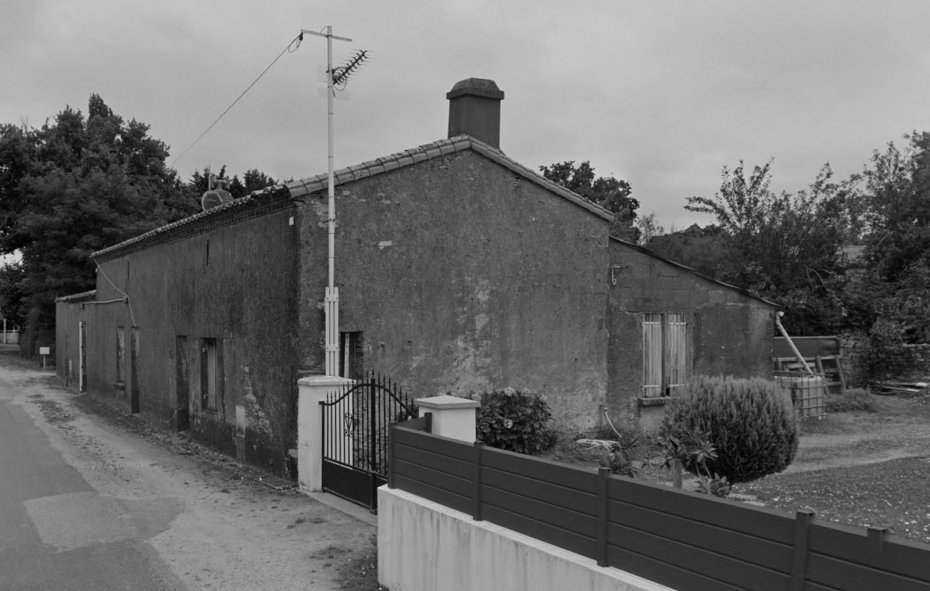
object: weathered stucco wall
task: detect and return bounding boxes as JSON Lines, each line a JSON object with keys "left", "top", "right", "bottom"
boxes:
{"left": 298, "top": 150, "right": 611, "bottom": 429}
{"left": 607, "top": 241, "right": 775, "bottom": 427}
{"left": 87, "top": 202, "right": 301, "bottom": 475}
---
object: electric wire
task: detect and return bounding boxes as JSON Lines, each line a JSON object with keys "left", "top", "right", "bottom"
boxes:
{"left": 93, "top": 258, "right": 137, "bottom": 326}
{"left": 170, "top": 33, "right": 304, "bottom": 168}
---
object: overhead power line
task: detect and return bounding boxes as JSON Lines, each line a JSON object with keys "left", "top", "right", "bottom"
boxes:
{"left": 170, "top": 33, "right": 304, "bottom": 169}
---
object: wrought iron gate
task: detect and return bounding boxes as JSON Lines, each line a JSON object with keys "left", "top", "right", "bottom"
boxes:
{"left": 320, "top": 373, "right": 417, "bottom": 511}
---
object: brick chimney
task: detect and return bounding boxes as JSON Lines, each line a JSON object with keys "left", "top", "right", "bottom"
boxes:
{"left": 446, "top": 78, "right": 504, "bottom": 149}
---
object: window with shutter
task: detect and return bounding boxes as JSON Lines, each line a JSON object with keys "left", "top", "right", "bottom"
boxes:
{"left": 642, "top": 314, "right": 664, "bottom": 397}
{"left": 642, "top": 313, "right": 689, "bottom": 397}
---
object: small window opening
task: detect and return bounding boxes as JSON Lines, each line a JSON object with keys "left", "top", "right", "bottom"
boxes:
{"left": 339, "top": 332, "right": 364, "bottom": 379}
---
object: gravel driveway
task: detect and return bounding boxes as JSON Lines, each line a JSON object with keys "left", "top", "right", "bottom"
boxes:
{"left": 740, "top": 394, "right": 930, "bottom": 544}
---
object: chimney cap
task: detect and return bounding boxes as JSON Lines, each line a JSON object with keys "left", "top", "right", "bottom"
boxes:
{"left": 446, "top": 78, "right": 504, "bottom": 101}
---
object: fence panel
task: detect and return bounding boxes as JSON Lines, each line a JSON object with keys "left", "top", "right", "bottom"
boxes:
{"left": 606, "top": 499, "right": 793, "bottom": 572}
{"left": 387, "top": 426, "right": 930, "bottom": 591}
{"left": 608, "top": 478, "right": 796, "bottom": 544}
{"left": 808, "top": 523, "right": 930, "bottom": 581}
{"left": 481, "top": 446, "right": 599, "bottom": 493}
{"left": 481, "top": 465, "right": 598, "bottom": 516}
{"left": 607, "top": 521, "right": 789, "bottom": 591}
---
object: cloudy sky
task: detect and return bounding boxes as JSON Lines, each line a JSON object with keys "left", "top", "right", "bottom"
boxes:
{"left": 2, "top": 1, "right": 929, "bottom": 230}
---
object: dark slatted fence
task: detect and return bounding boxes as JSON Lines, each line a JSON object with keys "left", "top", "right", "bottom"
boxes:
{"left": 388, "top": 422, "right": 930, "bottom": 591}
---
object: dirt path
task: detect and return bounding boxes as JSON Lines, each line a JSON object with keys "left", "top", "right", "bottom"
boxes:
{"left": 788, "top": 395, "right": 930, "bottom": 472}
{"left": 3, "top": 360, "right": 375, "bottom": 590}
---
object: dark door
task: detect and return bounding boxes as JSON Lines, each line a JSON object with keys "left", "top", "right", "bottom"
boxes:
{"left": 130, "top": 327, "right": 140, "bottom": 414}
{"left": 175, "top": 336, "right": 190, "bottom": 431}
{"left": 78, "top": 322, "right": 87, "bottom": 393}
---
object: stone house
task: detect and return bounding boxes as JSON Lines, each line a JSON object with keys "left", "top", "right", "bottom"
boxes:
{"left": 56, "top": 78, "right": 775, "bottom": 475}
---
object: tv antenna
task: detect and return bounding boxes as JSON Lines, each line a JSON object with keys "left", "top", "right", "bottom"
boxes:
{"left": 201, "top": 167, "right": 232, "bottom": 211}
{"left": 300, "top": 26, "right": 368, "bottom": 376}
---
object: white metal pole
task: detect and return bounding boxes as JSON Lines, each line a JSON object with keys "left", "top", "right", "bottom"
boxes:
{"left": 326, "top": 26, "right": 335, "bottom": 293}
{"left": 324, "top": 26, "right": 339, "bottom": 376}
{"left": 303, "top": 27, "right": 350, "bottom": 377}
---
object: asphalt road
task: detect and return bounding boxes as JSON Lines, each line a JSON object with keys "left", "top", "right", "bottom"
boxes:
{"left": 0, "top": 358, "right": 375, "bottom": 591}
{"left": 0, "top": 375, "right": 183, "bottom": 591}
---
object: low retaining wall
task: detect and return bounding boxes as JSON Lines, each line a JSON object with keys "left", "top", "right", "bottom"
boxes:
{"left": 378, "top": 487, "right": 674, "bottom": 591}
{"left": 840, "top": 334, "right": 930, "bottom": 386}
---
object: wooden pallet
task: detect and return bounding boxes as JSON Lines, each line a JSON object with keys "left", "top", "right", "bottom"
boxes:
{"left": 774, "top": 354, "right": 846, "bottom": 395}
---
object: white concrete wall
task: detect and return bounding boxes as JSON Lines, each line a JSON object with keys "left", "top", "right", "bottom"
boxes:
{"left": 378, "top": 487, "right": 677, "bottom": 591}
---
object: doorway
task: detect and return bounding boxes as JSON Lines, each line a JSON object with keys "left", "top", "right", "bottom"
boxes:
{"left": 78, "top": 321, "right": 87, "bottom": 393}
{"left": 129, "top": 327, "right": 140, "bottom": 414}
{"left": 175, "top": 336, "right": 190, "bottom": 431}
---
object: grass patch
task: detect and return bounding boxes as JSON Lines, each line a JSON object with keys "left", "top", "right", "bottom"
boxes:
{"left": 825, "top": 388, "right": 877, "bottom": 413}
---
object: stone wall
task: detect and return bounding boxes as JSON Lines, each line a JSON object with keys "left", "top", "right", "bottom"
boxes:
{"left": 840, "top": 333, "right": 930, "bottom": 386}
{"left": 297, "top": 149, "right": 612, "bottom": 430}
{"left": 607, "top": 241, "right": 775, "bottom": 428}
{"left": 82, "top": 200, "right": 301, "bottom": 477}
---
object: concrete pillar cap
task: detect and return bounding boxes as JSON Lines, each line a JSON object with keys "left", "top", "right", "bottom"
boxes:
{"left": 415, "top": 394, "right": 480, "bottom": 409}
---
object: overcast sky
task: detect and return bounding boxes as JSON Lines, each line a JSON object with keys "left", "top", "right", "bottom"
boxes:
{"left": 3, "top": 1, "right": 929, "bottom": 230}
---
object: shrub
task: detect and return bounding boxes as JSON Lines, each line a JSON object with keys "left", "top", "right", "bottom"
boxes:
{"left": 825, "top": 388, "right": 876, "bottom": 413}
{"left": 868, "top": 318, "right": 907, "bottom": 380}
{"left": 660, "top": 428, "right": 731, "bottom": 497}
{"left": 661, "top": 375, "right": 799, "bottom": 485}
{"left": 476, "top": 388, "right": 555, "bottom": 454}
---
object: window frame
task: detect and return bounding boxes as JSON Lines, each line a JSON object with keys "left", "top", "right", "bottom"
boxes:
{"left": 642, "top": 312, "right": 690, "bottom": 398}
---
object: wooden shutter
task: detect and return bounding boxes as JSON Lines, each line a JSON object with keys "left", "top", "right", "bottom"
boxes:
{"left": 665, "top": 314, "right": 688, "bottom": 396}
{"left": 642, "top": 314, "right": 663, "bottom": 397}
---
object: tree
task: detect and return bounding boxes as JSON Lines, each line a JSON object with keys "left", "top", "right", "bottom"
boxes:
{"left": 851, "top": 132, "right": 930, "bottom": 342}
{"left": 539, "top": 161, "right": 640, "bottom": 241}
{"left": 646, "top": 224, "right": 732, "bottom": 278}
{"left": 684, "top": 160, "right": 852, "bottom": 334}
{"left": 0, "top": 94, "right": 201, "bottom": 354}
{"left": 0, "top": 262, "right": 25, "bottom": 328}
{"left": 634, "top": 212, "right": 665, "bottom": 245}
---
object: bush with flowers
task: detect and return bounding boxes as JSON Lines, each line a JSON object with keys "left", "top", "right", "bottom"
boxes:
{"left": 476, "top": 388, "right": 555, "bottom": 454}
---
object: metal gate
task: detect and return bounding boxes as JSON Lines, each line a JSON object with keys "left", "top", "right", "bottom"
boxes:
{"left": 320, "top": 373, "right": 417, "bottom": 511}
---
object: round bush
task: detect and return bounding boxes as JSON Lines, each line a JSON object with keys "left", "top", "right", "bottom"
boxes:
{"left": 662, "top": 375, "right": 799, "bottom": 484}
{"left": 476, "top": 389, "right": 555, "bottom": 454}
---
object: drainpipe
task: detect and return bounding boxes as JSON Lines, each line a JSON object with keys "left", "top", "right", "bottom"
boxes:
{"left": 774, "top": 311, "right": 814, "bottom": 376}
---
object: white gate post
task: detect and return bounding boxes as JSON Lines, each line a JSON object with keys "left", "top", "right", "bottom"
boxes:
{"left": 414, "top": 395, "right": 480, "bottom": 443}
{"left": 297, "top": 375, "right": 354, "bottom": 492}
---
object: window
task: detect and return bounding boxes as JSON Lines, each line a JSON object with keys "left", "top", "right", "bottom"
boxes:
{"left": 200, "top": 338, "right": 223, "bottom": 411}
{"left": 116, "top": 326, "right": 126, "bottom": 384}
{"left": 642, "top": 313, "right": 689, "bottom": 398}
{"left": 339, "top": 331, "right": 364, "bottom": 379}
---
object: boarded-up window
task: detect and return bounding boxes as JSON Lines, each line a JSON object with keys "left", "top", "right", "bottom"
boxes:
{"left": 339, "top": 332, "right": 364, "bottom": 380}
{"left": 116, "top": 326, "right": 125, "bottom": 384}
{"left": 642, "top": 313, "right": 689, "bottom": 397}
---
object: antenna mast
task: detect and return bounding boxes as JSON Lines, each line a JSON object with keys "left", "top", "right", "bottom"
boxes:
{"left": 302, "top": 26, "right": 351, "bottom": 377}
